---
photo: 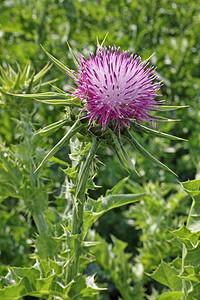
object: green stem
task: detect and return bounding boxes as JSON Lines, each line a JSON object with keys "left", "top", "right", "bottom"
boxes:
{"left": 67, "top": 136, "right": 98, "bottom": 282}
{"left": 32, "top": 211, "right": 48, "bottom": 235}
{"left": 181, "top": 198, "right": 195, "bottom": 299}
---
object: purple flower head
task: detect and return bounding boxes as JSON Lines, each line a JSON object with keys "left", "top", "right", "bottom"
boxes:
{"left": 70, "top": 46, "right": 162, "bottom": 133}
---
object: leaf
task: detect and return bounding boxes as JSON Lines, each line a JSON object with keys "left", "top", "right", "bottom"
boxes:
{"left": 35, "top": 234, "right": 61, "bottom": 259}
{"left": 93, "top": 234, "right": 144, "bottom": 299}
{"left": 180, "top": 265, "right": 200, "bottom": 282}
{"left": 188, "top": 283, "right": 200, "bottom": 299}
{"left": 10, "top": 267, "right": 40, "bottom": 284}
{"left": 4, "top": 91, "right": 70, "bottom": 99}
{"left": 181, "top": 180, "right": 200, "bottom": 233}
{"left": 34, "top": 78, "right": 58, "bottom": 89}
{"left": 123, "top": 131, "right": 177, "bottom": 176}
{"left": 84, "top": 193, "right": 144, "bottom": 237}
{"left": 172, "top": 226, "right": 200, "bottom": 249}
{"left": 0, "top": 276, "right": 71, "bottom": 300}
{"left": 105, "top": 176, "right": 130, "bottom": 196}
{"left": 36, "top": 118, "right": 73, "bottom": 135}
{"left": 75, "top": 136, "right": 98, "bottom": 198}
{"left": 101, "top": 193, "right": 144, "bottom": 211}
{"left": 132, "top": 122, "right": 187, "bottom": 141}
{"left": 157, "top": 291, "right": 184, "bottom": 300}
{"left": 66, "top": 41, "right": 79, "bottom": 67}
{"left": 150, "top": 261, "right": 182, "bottom": 291}
{"left": 184, "top": 244, "right": 200, "bottom": 267}
{"left": 35, "top": 98, "right": 81, "bottom": 106}
{"left": 13, "top": 67, "right": 22, "bottom": 90}
{"left": 21, "top": 60, "right": 31, "bottom": 82}
{"left": 109, "top": 130, "right": 137, "bottom": 173}
{"left": 41, "top": 45, "right": 76, "bottom": 77}
{"left": 181, "top": 179, "right": 200, "bottom": 197}
{"left": 34, "top": 120, "right": 84, "bottom": 172}
{"left": 33, "top": 63, "right": 52, "bottom": 84}
{"left": 151, "top": 115, "right": 180, "bottom": 122}
{"left": 159, "top": 105, "right": 189, "bottom": 111}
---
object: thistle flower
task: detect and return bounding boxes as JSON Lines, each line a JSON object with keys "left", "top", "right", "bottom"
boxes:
{"left": 70, "top": 46, "right": 162, "bottom": 133}
{"left": 17, "top": 46, "right": 184, "bottom": 176}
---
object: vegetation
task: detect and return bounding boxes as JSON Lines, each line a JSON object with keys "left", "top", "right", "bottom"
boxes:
{"left": 0, "top": 0, "right": 200, "bottom": 299}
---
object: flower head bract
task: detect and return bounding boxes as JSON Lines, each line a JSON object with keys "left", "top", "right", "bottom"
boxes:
{"left": 69, "top": 46, "right": 162, "bottom": 133}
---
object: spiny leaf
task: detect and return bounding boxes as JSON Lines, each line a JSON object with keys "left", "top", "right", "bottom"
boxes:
{"left": 34, "top": 78, "right": 58, "bottom": 89}
{"left": 8, "top": 65, "right": 17, "bottom": 81}
{"left": 151, "top": 115, "right": 180, "bottom": 122}
{"left": 110, "top": 130, "right": 130, "bottom": 172}
{"left": 0, "top": 66, "right": 12, "bottom": 85}
{"left": 124, "top": 131, "right": 177, "bottom": 176}
{"left": 36, "top": 118, "right": 73, "bottom": 135}
{"left": 181, "top": 180, "right": 200, "bottom": 233}
{"left": 159, "top": 105, "right": 189, "bottom": 111}
{"left": 133, "top": 122, "right": 187, "bottom": 141}
{"left": 34, "top": 98, "right": 81, "bottom": 106}
{"left": 0, "top": 276, "right": 71, "bottom": 300}
{"left": 51, "top": 84, "right": 66, "bottom": 94}
{"left": 149, "top": 261, "right": 182, "bottom": 291}
{"left": 188, "top": 282, "right": 200, "bottom": 299}
{"left": 172, "top": 226, "right": 200, "bottom": 249}
{"left": 105, "top": 176, "right": 130, "bottom": 196}
{"left": 27, "top": 69, "right": 35, "bottom": 93}
{"left": 180, "top": 265, "right": 200, "bottom": 282}
{"left": 143, "top": 52, "right": 155, "bottom": 63}
{"left": 107, "top": 143, "right": 128, "bottom": 171}
{"left": 157, "top": 291, "right": 184, "bottom": 300}
{"left": 184, "top": 244, "right": 200, "bottom": 267}
{"left": 109, "top": 130, "right": 138, "bottom": 174}
{"left": 13, "top": 68, "right": 22, "bottom": 90}
{"left": 4, "top": 91, "right": 69, "bottom": 99}
{"left": 33, "top": 63, "right": 52, "bottom": 84}
{"left": 84, "top": 193, "right": 144, "bottom": 237}
{"left": 66, "top": 41, "right": 79, "bottom": 67}
{"left": 34, "top": 120, "right": 84, "bottom": 172}
{"left": 21, "top": 60, "right": 31, "bottom": 82}
{"left": 75, "top": 136, "right": 99, "bottom": 198}
{"left": 41, "top": 45, "right": 76, "bottom": 77}
{"left": 101, "top": 193, "right": 144, "bottom": 211}
{"left": 181, "top": 179, "right": 200, "bottom": 194}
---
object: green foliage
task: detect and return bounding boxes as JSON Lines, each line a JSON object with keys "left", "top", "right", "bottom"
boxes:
{"left": 92, "top": 233, "right": 144, "bottom": 300}
{"left": 149, "top": 180, "right": 200, "bottom": 299}
{"left": 0, "top": 262, "right": 102, "bottom": 299}
{"left": 0, "top": 0, "right": 200, "bottom": 299}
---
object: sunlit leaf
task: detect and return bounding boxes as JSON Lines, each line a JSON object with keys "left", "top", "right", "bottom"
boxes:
{"left": 157, "top": 291, "right": 184, "bottom": 300}
{"left": 36, "top": 118, "right": 73, "bottom": 135}
{"left": 181, "top": 180, "right": 200, "bottom": 233}
{"left": 4, "top": 91, "right": 69, "bottom": 99}
{"left": 123, "top": 131, "right": 177, "bottom": 176}
{"left": 188, "top": 283, "right": 200, "bottom": 299}
{"left": 41, "top": 45, "right": 76, "bottom": 77}
{"left": 132, "top": 122, "right": 187, "bottom": 141}
{"left": 159, "top": 105, "right": 189, "bottom": 111}
{"left": 33, "top": 63, "right": 52, "bottom": 84}
{"left": 150, "top": 261, "right": 182, "bottom": 291}
{"left": 35, "top": 98, "right": 81, "bottom": 106}
{"left": 172, "top": 226, "right": 200, "bottom": 249}
{"left": 84, "top": 192, "right": 144, "bottom": 237}
{"left": 34, "top": 120, "right": 84, "bottom": 172}
{"left": 110, "top": 130, "right": 138, "bottom": 174}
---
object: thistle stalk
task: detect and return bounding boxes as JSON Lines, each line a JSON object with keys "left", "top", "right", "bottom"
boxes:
{"left": 67, "top": 135, "right": 99, "bottom": 282}
{"left": 32, "top": 211, "right": 48, "bottom": 235}
{"left": 181, "top": 198, "right": 195, "bottom": 299}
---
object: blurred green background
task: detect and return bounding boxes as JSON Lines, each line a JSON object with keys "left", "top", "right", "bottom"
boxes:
{"left": 0, "top": 0, "right": 200, "bottom": 299}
